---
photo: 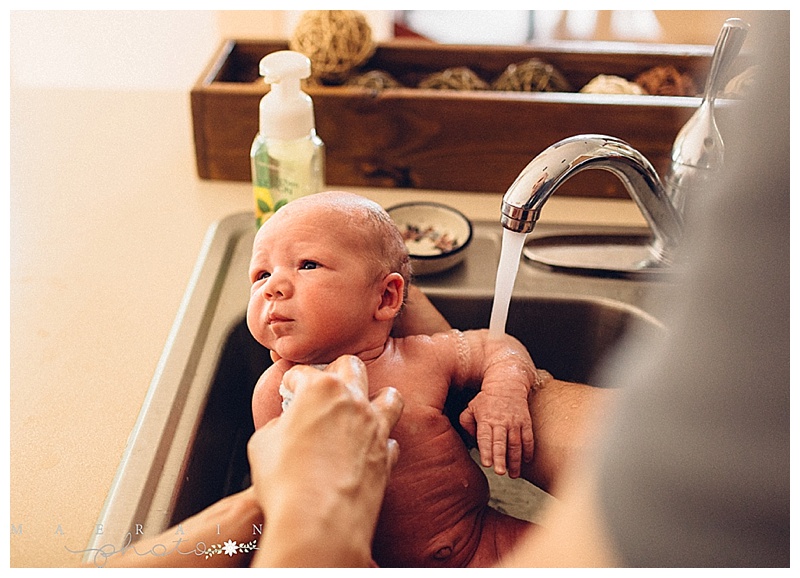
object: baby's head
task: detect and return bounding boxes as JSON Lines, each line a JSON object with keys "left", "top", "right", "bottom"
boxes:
{"left": 321, "top": 191, "right": 411, "bottom": 292}
{"left": 265, "top": 191, "right": 410, "bottom": 288}
{"left": 247, "top": 191, "right": 411, "bottom": 364}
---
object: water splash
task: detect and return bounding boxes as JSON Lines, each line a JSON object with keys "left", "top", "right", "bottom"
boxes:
{"left": 488, "top": 229, "right": 528, "bottom": 339}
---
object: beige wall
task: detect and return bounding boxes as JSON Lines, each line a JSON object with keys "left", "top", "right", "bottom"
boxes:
{"left": 539, "top": 10, "right": 761, "bottom": 45}
{"left": 216, "top": 10, "right": 394, "bottom": 41}
{"left": 653, "top": 10, "right": 762, "bottom": 44}
{"left": 215, "top": 10, "right": 762, "bottom": 46}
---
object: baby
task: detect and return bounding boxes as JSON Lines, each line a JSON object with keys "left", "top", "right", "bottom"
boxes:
{"left": 248, "top": 191, "right": 539, "bottom": 567}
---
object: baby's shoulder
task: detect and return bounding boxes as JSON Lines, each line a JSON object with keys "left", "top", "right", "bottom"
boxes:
{"left": 391, "top": 329, "right": 455, "bottom": 349}
{"left": 388, "top": 330, "right": 465, "bottom": 366}
{"left": 256, "top": 359, "right": 291, "bottom": 385}
{"left": 252, "top": 360, "right": 297, "bottom": 406}
{"left": 400, "top": 328, "right": 479, "bottom": 346}
{"left": 252, "top": 361, "right": 292, "bottom": 428}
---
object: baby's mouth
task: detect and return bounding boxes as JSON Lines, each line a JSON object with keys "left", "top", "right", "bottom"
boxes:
{"left": 267, "top": 311, "right": 292, "bottom": 326}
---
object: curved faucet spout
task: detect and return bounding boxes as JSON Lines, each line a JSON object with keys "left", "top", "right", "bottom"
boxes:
{"left": 501, "top": 135, "right": 684, "bottom": 264}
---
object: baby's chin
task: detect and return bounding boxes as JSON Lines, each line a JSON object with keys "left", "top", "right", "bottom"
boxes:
{"left": 272, "top": 346, "right": 333, "bottom": 367}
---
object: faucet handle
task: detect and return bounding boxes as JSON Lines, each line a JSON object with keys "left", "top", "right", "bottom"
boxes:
{"left": 703, "top": 18, "right": 750, "bottom": 105}
{"left": 665, "top": 18, "right": 750, "bottom": 217}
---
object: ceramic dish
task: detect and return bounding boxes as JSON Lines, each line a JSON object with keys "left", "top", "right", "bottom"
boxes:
{"left": 387, "top": 202, "right": 473, "bottom": 276}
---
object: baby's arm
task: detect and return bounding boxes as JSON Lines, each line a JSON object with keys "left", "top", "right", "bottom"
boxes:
{"left": 451, "top": 329, "right": 538, "bottom": 478}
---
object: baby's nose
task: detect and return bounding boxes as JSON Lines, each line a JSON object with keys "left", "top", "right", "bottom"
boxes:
{"left": 263, "top": 271, "right": 290, "bottom": 299}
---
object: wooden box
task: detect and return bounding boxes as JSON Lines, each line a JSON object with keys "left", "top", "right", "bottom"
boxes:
{"left": 191, "top": 39, "right": 721, "bottom": 197}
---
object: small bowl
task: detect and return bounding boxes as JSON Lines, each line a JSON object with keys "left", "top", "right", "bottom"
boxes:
{"left": 387, "top": 202, "right": 473, "bottom": 276}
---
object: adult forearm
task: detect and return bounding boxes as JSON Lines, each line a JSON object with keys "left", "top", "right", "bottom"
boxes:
{"left": 97, "top": 488, "right": 263, "bottom": 568}
{"left": 522, "top": 373, "right": 616, "bottom": 494}
{"left": 501, "top": 460, "right": 620, "bottom": 567}
{"left": 247, "top": 357, "right": 402, "bottom": 568}
{"left": 253, "top": 500, "right": 373, "bottom": 567}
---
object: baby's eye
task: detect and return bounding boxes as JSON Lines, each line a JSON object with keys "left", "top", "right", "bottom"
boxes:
{"left": 256, "top": 271, "right": 270, "bottom": 281}
{"left": 300, "top": 261, "right": 319, "bottom": 270}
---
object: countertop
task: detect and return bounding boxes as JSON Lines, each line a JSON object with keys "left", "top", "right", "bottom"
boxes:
{"left": 9, "top": 84, "right": 645, "bottom": 567}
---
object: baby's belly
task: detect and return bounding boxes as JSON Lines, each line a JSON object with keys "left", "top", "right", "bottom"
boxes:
{"left": 372, "top": 412, "right": 490, "bottom": 567}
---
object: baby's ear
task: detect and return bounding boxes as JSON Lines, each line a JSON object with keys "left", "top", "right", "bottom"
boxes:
{"left": 375, "top": 272, "right": 404, "bottom": 322}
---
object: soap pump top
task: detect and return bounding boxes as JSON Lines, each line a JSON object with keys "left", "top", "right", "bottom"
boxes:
{"left": 258, "top": 50, "right": 315, "bottom": 141}
{"left": 250, "top": 50, "right": 325, "bottom": 228}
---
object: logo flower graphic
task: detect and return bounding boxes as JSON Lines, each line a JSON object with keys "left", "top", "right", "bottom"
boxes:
{"left": 223, "top": 540, "right": 239, "bottom": 557}
{"left": 203, "top": 538, "right": 258, "bottom": 560}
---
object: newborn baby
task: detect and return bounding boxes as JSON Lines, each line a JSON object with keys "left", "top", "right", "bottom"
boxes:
{"left": 248, "top": 191, "right": 539, "bottom": 567}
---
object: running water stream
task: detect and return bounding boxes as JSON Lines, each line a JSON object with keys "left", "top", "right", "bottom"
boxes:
{"left": 488, "top": 229, "right": 529, "bottom": 339}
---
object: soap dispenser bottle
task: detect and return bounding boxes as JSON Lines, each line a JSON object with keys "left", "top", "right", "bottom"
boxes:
{"left": 251, "top": 50, "right": 325, "bottom": 227}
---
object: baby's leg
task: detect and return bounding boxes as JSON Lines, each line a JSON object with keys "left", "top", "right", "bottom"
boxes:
{"left": 467, "top": 508, "right": 534, "bottom": 567}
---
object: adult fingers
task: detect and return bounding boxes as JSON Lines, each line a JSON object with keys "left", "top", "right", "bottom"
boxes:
{"left": 325, "top": 355, "right": 370, "bottom": 400}
{"left": 280, "top": 355, "right": 369, "bottom": 402}
{"left": 369, "top": 386, "right": 404, "bottom": 434}
{"left": 280, "top": 355, "right": 368, "bottom": 406}
{"left": 369, "top": 387, "right": 405, "bottom": 469}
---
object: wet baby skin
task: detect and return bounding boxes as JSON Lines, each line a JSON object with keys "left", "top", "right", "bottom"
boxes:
{"left": 247, "top": 192, "right": 538, "bottom": 567}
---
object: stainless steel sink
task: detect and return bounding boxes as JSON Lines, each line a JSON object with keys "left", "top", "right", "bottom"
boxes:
{"left": 522, "top": 229, "right": 671, "bottom": 280}
{"left": 86, "top": 212, "right": 668, "bottom": 557}
{"left": 428, "top": 293, "right": 662, "bottom": 384}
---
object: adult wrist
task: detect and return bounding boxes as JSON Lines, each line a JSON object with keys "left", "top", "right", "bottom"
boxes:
{"left": 256, "top": 507, "right": 372, "bottom": 567}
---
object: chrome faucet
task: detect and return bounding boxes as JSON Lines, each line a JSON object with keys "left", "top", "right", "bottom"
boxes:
{"left": 501, "top": 134, "right": 684, "bottom": 265}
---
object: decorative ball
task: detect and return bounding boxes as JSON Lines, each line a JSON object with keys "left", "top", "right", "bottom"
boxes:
{"left": 289, "top": 10, "right": 376, "bottom": 83}
{"left": 492, "top": 58, "right": 572, "bottom": 92}
{"left": 580, "top": 74, "right": 645, "bottom": 95}
{"left": 634, "top": 65, "right": 697, "bottom": 97}
{"left": 344, "top": 70, "right": 404, "bottom": 90}
{"left": 722, "top": 65, "right": 761, "bottom": 98}
{"left": 418, "top": 67, "right": 489, "bottom": 91}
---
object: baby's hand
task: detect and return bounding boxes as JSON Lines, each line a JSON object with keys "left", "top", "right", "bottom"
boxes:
{"left": 458, "top": 389, "right": 533, "bottom": 478}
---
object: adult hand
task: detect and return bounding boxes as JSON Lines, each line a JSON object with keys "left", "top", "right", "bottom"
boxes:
{"left": 247, "top": 355, "right": 403, "bottom": 567}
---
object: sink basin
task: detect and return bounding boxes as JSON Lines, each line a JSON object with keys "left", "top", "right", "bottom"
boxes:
{"left": 428, "top": 293, "right": 661, "bottom": 384}
{"left": 169, "top": 290, "right": 662, "bottom": 527}
{"left": 85, "top": 212, "right": 667, "bottom": 557}
{"left": 522, "top": 229, "right": 671, "bottom": 280}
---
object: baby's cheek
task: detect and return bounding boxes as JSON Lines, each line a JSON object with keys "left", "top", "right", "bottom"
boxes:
{"left": 246, "top": 303, "right": 268, "bottom": 346}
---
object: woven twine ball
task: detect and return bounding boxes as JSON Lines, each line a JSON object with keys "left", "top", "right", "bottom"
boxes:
{"left": 580, "top": 74, "right": 645, "bottom": 95}
{"left": 418, "top": 67, "right": 489, "bottom": 90}
{"left": 634, "top": 65, "right": 697, "bottom": 97}
{"left": 289, "top": 10, "right": 376, "bottom": 83}
{"left": 344, "top": 70, "right": 404, "bottom": 90}
{"left": 492, "top": 58, "right": 572, "bottom": 92}
{"left": 721, "top": 65, "right": 761, "bottom": 98}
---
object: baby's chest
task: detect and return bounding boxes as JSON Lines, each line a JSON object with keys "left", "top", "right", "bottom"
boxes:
{"left": 367, "top": 363, "right": 451, "bottom": 411}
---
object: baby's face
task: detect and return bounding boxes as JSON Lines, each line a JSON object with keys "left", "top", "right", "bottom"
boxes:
{"left": 247, "top": 203, "right": 383, "bottom": 365}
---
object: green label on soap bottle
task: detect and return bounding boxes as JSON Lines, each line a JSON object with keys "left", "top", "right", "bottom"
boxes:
{"left": 253, "top": 186, "right": 288, "bottom": 228}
